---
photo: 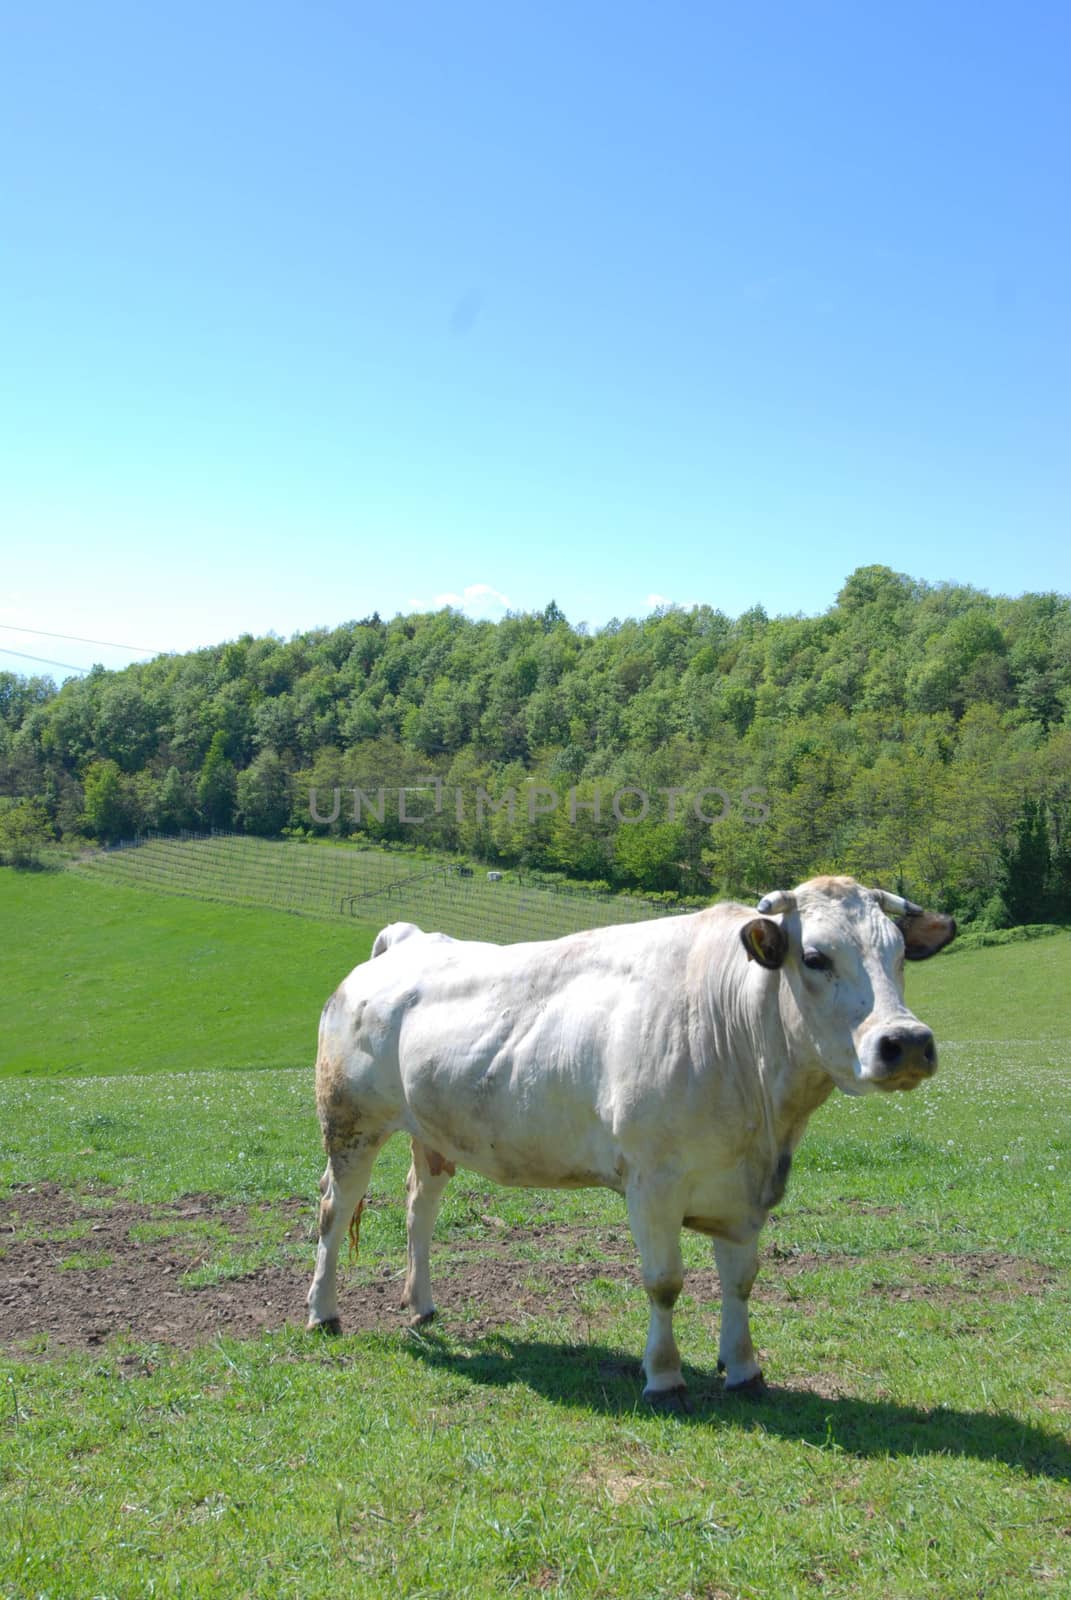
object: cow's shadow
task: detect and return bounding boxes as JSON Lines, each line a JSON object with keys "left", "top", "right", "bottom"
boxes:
{"left": 399, "top": 1331, "right": 1071, "bottom": 1482}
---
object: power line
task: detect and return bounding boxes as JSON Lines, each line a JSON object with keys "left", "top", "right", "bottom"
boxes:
{"left": 0, "top": 622, "right": 158, "bottom": 654}
{"left": 0, "top": 646, "right": 88, "bottom": 675}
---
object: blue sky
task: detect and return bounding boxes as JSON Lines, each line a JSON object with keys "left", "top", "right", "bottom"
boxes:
{"left": 2, "top": 1, "right": 1069, "bottom": 678}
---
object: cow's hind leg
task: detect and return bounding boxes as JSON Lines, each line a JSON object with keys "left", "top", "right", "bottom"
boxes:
{"left": 306, "top": 1137, "right": 387, "bottom": 1334}
{"left": 626, "top": 1179, "right": 687, "bottom": 1405}
{"left": 713, "top": 1235, "right": 764, "bottom": 1392}
{"left": 401, "top": 1139, "right": 454, "bottom": 1325}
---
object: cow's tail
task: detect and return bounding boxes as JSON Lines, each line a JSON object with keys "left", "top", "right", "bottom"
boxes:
{"left": 347, "top": 1198, "right": 364, "bottom": 1260}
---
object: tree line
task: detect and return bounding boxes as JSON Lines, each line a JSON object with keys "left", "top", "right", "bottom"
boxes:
{"left": 2, "top": 565, "right": 1070, "bottom": 925}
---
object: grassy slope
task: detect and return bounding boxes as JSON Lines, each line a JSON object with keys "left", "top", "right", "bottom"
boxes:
{"left": 907, "top": 924, "right": 1071, "bottom": 1040}
{"left": 0, "top": 868, "right": 373, "bottom": 1077}
{"left": 1, "top": 867, "right": 1069, "bottom": 1599}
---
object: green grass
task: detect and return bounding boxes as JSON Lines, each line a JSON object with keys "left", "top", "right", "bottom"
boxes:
{"left": 55, "top": 1249, "right": 114, "bottom": 1271}
{"left": 905, "top": 924, "right": 1071, "bottom": 1041}
{"left": 4, "top": 1327, "right": 1067, "bottom": 1600}
{"left": 1, "top": 865, "right": 1069, "bottom": 1598}
{"left": 0, "top": 867, "right": 372, "bottom": 1076}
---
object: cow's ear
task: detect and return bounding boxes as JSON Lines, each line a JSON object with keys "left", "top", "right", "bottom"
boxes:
{"left": 741, "top": 917, "right": 788, "bottom": 970}
{"left": 897, "top": 910, "right": 956, "bottom": 961}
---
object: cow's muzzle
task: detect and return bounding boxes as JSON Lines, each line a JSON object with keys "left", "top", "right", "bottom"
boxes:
{"left": 873, "top": 1025, "right": 937, "bottom": 1090}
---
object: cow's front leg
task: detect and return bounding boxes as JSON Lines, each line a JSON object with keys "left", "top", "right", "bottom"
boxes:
{"left": 626, "top": 1179, "right": 687, "bottom": 1404}
{"left": 401, "top": 1139, "right": 453, "bottom": 1324}
{"left": 713, "top": 1234, "right": 764, "bottom": 1391}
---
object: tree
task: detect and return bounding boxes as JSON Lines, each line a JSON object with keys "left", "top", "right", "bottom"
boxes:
{"left": 0, "top": 799, "right": 53, "bottom": 866}
{"left": 836, "top": 564, "right": 914, "bottom": 614}
{"left": 1000, "top": 800, "right": 1051, "bottom": 925}
{"left": 718, "top": 682, "right": 756, "bottom": 737}
{"left": 236, "top": 751, "right": 291, "bottom": 837}
{"left": 906, "top": 610, "right": 1007, "bottom": 717}
{"left": 198, "top": 732, "right": 237, "bottom": 829}
{"left": 1048, "top": 804, "right": 1071, "bottom": 922}
{"left": 548, "top": 780, "right": 613, "bottom": 879}
{"left": 252, "top": 694, "right": 299, "bottom": 755}
{"left": 700, "top": 811, "right": 771, "bottom": 900}
{"left": 158, "top": 766, "right": 197, "bottom": 833}
{"left": 0, "top": 672, "right": 56, "bottom": 728}
{"left": 82, "top": 759, "right": 134, "bottom": 843}
{"left": 93, "top": 681, "right": 157, "bottom": 771}
{"left": 613, "top": 820, "right": 684, "bottom": 891}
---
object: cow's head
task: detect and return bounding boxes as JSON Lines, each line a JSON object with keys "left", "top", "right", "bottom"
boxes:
{"left": 740, "top": 875, "right": 956, "bottom": 1095}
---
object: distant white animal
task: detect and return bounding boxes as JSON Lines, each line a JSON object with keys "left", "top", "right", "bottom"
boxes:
{"left": 307, "top": 878, "right": 955, "bottom": 1402}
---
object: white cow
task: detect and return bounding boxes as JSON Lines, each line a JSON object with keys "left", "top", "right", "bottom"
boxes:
{"left": 306, "top": 876, "right": 955, "bottom": 1401}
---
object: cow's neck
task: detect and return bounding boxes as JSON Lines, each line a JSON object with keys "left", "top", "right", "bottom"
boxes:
{"left": 697, "top": 938, "right": 836, "bottom": 1160}
{"left": 765, "top": 1052, "right": 835, "bottom": 1151}
{"left": 747, "top": 968, "right": 836, "bottom": 1155}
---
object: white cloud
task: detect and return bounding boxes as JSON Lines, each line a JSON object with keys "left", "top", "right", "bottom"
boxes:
{"left": 410, "top": 583, "right": 512, "bottom": 616}
{"left": 646, "top": 592, "right": 670, "bottom": 608}
{"left": 457, "top": 583, "right": 511, "bottom": 607}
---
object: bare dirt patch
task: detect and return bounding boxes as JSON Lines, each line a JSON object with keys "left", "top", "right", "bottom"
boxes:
{"left": 865, "top": 1252, "right": 1062, "bottom": 1302}
{"left": 1, "top": 1184, "right": 313, "bottom": 1352}
{"left": 0, "top": 1185, "right": 1062, "bottom": 1356}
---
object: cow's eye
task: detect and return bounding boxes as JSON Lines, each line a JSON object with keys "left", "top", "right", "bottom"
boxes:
{"left": 802, "top": 950, "right": 832, "bottom": 973}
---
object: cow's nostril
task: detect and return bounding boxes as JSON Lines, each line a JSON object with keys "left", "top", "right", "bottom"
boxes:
{"left": 878, "top": 1026, "right": 936, "bottom": 1081}
{"left": 879, "top": 1035, "right": 903, "bottom": 1067}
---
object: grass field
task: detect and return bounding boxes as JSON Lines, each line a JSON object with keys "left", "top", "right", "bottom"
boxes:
{"left": 0, "top": 868, "right": 371, "bottom": 1078}
{"left": 1, "top": 864, "right": 1069, "bottom": 1599}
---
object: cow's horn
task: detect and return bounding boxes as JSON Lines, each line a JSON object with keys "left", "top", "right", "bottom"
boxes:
{"left": 870, "top": 889, "right": 924, "bottom": 917}
{"left": 756, "top": 890, "right": 796, "bottom": 915}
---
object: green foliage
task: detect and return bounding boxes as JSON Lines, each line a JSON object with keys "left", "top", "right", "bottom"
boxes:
{"left": 157, "top": 764, "right": 197, "bottom": 832}
{"left": 1001, "top": 799, "right": 1050, "bottom": 923}
{"left": 235, "top": 749, "right": 290, "bottom": 836}
{"left": 197, "top": 730, "right": 237, "bottom": 829}
{"left": 0, "top": 797, "right": 53, "bottom": 865}
{"left": 3, "top": 570, "right": 1071, "bottom": 917}
{"left": 612, "top": 818, "right": 685, "bottom": 890}
{"left": 81, "top": 758, "right": 133, "bottom": 843}
{"left": 947, "top": 920, "right": 1067, "bottom": 952}
{"left": 0, "top": 669, "right": 55, "bottom": 726}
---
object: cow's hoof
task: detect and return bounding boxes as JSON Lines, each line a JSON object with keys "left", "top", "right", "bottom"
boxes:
{"left": 724, "top": 1370, "right": 766, "bottom": 1399}
{"left": 643, "top": 1384, "right": 691, "bottom": 1413}
{"left": 407, "top": 1308, "right": 436, "bottom": 1328}
{"left": 307, "top": 1316, "right": 342, "bottom": 1336}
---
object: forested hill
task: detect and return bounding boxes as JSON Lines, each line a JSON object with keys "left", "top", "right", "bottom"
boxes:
{"left": 3, "top": 566, "right": 1070, "bottom": 924}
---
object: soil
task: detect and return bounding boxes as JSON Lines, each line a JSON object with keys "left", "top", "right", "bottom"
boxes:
{"left": 0, "top": 1183, "right": 1060, "bottom": 1356}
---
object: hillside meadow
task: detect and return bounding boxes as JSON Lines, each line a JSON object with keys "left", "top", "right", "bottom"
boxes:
{"left": 1, "top": 865, "right": 1069, "bottom": 1599}
{"left": 0, "top": 867, "right": 371, "bottom": 1079}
